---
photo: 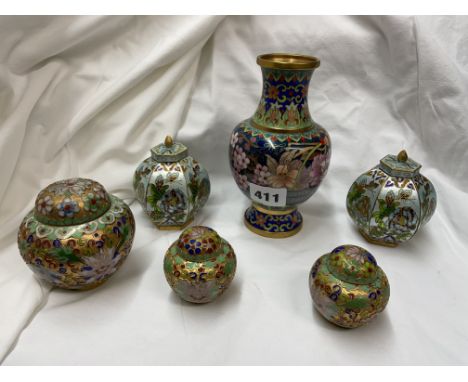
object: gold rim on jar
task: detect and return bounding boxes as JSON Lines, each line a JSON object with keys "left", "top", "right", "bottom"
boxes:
{"left": 257, "top": 53, "right": 320, "bottom": 70}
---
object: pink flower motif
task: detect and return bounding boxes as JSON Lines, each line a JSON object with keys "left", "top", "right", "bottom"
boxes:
{"left": 37, "top": 195, "right": 53, "bottom": 215}
{"left": 233, "top": 146, "right": 250, "bottom": 172}
{"left": 230, "top": 132, "right": 239, "bottom": 148}
{"left": 234, "top": 172, "right": 249, "bottom": 190}
{"left": 252, "top": 164, "right": 270, "bottom": 186}
{"left": 298, "top": 153, "right": 330, "bottom": 188}
{"left": 184, "top": 226, "right": 213, "bottom": 240}
{"left": 92, "top": 185, "right": 106, "bottom": 199}
{"left": 345, "top": 246, "right": 366, "bottom": 263}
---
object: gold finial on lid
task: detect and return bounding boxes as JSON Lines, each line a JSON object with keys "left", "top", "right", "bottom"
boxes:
{"left": 397, "top": 150, "right": 408, "bottom": 162}
{"left": 164, "top": 135, "right": 174, "bottom": 147}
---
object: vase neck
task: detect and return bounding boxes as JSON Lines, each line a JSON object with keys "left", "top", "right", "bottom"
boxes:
{"left": 252, "top": 67, "right": 314, "bottom": 131}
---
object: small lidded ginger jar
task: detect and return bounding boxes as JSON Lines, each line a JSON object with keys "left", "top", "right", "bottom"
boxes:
{"left": 164, "top": 226, "right": 237, "bottom": 303}
{"left": 133, "top": 135, "right": 210, "bottom": 230}
{"left": 17, "top": 178, "right": 135, "bottom": 290}
{"left": 346, "top": 150, "right": 437, "bottom": 247}
{"left": 309, "top": 245, "right": 390, "bottom": 328}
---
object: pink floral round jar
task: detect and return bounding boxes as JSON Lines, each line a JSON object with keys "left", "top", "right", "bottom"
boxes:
{"left": 229, "top": 53, "right": 331, "bottom": 238}
{"left": 17, "top": 178, "right": 135, "bottom": 290}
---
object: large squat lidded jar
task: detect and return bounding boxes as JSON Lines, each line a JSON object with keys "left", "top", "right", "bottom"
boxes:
{"left": 229, "top": 53, "right": 331, "bottom": 238}
{"left": 17, "top": 178, "right": 135, "bottom": 290}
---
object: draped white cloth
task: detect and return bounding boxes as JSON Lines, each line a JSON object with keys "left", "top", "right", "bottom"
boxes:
{"left": 0, "top": 15, "right": 467, "bottom": 365}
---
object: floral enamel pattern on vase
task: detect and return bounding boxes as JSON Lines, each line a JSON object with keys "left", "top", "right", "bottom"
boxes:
{"left": 229, "top": 53, "right": 331, "bottom": 238}
{"left": 17, "top": 178, "right": 135, "bottom": 290}
{"left": 134, "top": 135, "right": 210, "bottom": 230}
{"left": 164, "top": 226, "right": 237, "bottom": 303}
{"left": 309, "top": 245, "right": 390, "bottom": 328}
{"left": 346, "top": 150, "right": 437, "bottom": 247}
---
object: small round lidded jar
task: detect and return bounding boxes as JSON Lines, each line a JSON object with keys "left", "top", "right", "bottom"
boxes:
{"left": 164, "top": 226, "right": 237, "bottom": 303}
{"left": 346, "top": 150, "right": 437, "bottom": 247}
{"left": 134, "top": 136, "right": 210, "bottom": 230}
{"left": 17, "top": 178, "right": 135, "bottom": 290}
{"left": 309, "top": 245, "right": 390, "bottom": 328}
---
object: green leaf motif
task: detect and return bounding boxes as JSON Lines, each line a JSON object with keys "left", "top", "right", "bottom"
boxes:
{"left": 348, "top": 185, "right": 364, "bottom": 204}
{"left": 164, "top": 257, "right": 173, "bottom": 273}
{"left": 373, "top": 199, "right": 399, "bottom": 223}
{"left": 189, "top": 179, "right": 199, "bottom": 204}
{"left": 345, "top": 298, "right": 368, "bottom": 310}
{"left": 150, "top": 208, "right": 164, "bottom": 220}
{"left": 224, "top": 260, "right": 235, "bottom": 275}
{"left": 199, "top": 179, "right": 210, "bottom": 200}
{"left": 147, "top": 183, "right": 168, "bottom": 208}
{"left": 52, "top": 247, "right": 81, "bottom": 263}
{"left": 133, "top": 172, "right": 141, "bottom": 190}
{"left": 121, "top": 225, "right": 130, "bottom": 243}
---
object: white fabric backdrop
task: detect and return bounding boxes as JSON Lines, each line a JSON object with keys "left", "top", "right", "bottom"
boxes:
{"left": 1, "top": 15, "right": 467, "bottom": 365}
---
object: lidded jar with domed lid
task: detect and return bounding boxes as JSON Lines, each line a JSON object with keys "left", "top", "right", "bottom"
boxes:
{"left": 133, "top": 135, "right": 210, "bottom": 230}
{"left": 346, "top": 150, "right": 437, "bottom": 247}
{"left": 17, "top": 178, "right": 135, "bottom": 290}
{"left": 163, "top": 226, "right": 237, "bottom": 303}
{"left": 309, "top": 245, "right": 390, "bottom": 328}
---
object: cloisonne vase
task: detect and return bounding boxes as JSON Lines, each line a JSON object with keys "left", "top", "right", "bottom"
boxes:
{"left": 309, "top": 245, "right": 390, "bottom": 328}
{"left": 134, "top": 135, "right": 210, "bottom": 230}
{"left": 164, "top": 226, "right": 237, "bottom": 303}
{"left": 17, "top": 178, "right": 135, "bottom": 290}
{"left": 346, "top": 150, "right": 437, "bottom": 247}
{"left": 229, "top": 53, "right": 331, "bottom": 238}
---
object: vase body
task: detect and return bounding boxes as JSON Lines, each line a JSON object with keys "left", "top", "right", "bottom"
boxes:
{"left": 17, "top": 178, "right": 135, "bottom": 290}
{"left": 164, "top": 226, "right": 237, "bottom": 303}
{"left": 346, "top": 150, "right": 437, "bottom": 247}
{"left": 229, "top": 54, "right": 331, "bottom": 238}
{"left": 134, "top": 136, "right": 210, "bottom": 230}
{"left": 309, "top": 245, "right": 390, "bottom": 328}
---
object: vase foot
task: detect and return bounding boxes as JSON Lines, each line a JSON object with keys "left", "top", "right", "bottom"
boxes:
{"left": 244, "top": 204, "right": 302, "bottom": 238}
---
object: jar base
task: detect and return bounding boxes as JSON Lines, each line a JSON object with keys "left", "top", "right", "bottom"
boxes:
{"left": 359, "top": 229, "right": 399, "bottom": 248}
{"left": 156, "top": 218, "right": 194, "bottom": 231}
{"left": 42, "top": 277, "right": 109, "bottom": 291}
{"left": 244, "top": 204, "right": 302, "bottom": 238}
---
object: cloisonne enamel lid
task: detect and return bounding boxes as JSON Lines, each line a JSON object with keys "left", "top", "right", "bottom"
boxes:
{"left": 150, "top": 135, "right": 188, "bottom": 162}
{"left": 379, "top": 150, "right": 421, "bottom": 178}
{"left": 174, "top": 226, "right": 227, "bottom": 261}
{"left": 34, "top": 178, "right": 111, "bottom": 226}
{"left": 326, "top": 245, "right": 379, "bottom": 284}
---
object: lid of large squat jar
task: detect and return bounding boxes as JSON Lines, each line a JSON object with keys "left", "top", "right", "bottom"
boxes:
{"left": 151, "top": 135, "right": 188, "bottom": 163}
{"left": 33, "top": 178, "right": 111, "bottom": 226}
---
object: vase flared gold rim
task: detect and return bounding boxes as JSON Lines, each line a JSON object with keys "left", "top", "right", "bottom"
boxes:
{"left": 257, "top": 53, "right": 320, "bottom": 70}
